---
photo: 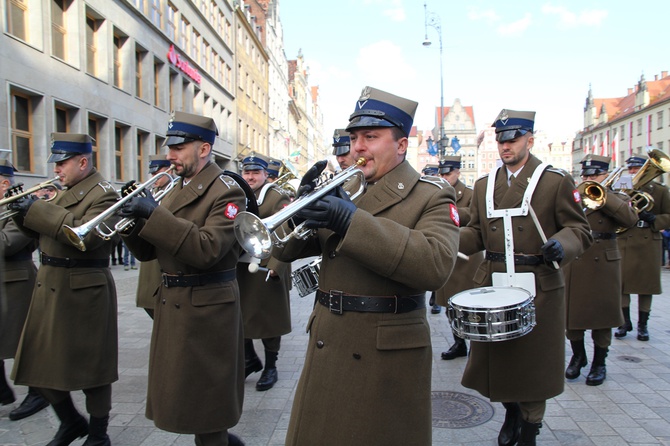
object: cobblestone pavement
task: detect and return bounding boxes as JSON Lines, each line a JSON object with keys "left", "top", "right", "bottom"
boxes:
{"left": 2, "top": 258, "right": 670, "bottom": 445}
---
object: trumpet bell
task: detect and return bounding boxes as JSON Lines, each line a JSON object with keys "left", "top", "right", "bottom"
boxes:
{"left": 63, "top": 225, "right": 88, "bottom": 252}
{"left": 234, "top": 212, "right": 274, "bottom": 259}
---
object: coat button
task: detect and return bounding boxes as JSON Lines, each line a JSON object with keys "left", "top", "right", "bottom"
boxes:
{"left": 162, "top": 299, "right": 166, "bottom": 304}
{"left": 328, "top": 251, "right": 336, "bottom": 259}
{"left": 353, "top": 353, "right": 361, "bottom": 360}
{"left": 491, "top": 226, "right": 497, "bottom": 231}
{"left": 517, "top": 226, "right": 524, "bottom": 231}
{"left": 316, "top": 340, "right": 324, "bottom": 348}
{"left": 175, "top": 303, "right": 180, "bottom": 309}
{"left": 594, "top": 257, "right": 600, "bottom": 261}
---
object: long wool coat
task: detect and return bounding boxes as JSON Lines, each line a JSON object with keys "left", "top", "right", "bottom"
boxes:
{"left": 618, "top": 180, "right": 670, "bottom": 295}
{"left": 436, "top": 179, "right": 484, "bottom": 306}
{"left": 0, "top": 217, "right": 38, "bottom": 359}
{"left": 11, "top": 170, "right": 119, "bottom": 390}
{"left": 237, "top": 184, "right": 292, "bottom": 339}
{"left": 459, "top": 154, "right": 592, "bottom": 402}
{"left": 122, "top": 162, "right": 246, "bottom": 434}
{"left": 564, "top": 190, "right": 637, "bottom": 329}
{"left": 276, "top": 161, "right": 460, "bottom": 446}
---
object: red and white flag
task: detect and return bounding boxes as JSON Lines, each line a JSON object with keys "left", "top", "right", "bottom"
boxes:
{"left": 602, "top": 132, "right": 608, "bottom": 156}
{"left": 628, "top": 122, "right": 633, "bottom": 157}
{"left": 592, "top": 134, "right": 598, "bottom": 154}
{"left": 612, "top": 130, "right": 619, "bottom": 165}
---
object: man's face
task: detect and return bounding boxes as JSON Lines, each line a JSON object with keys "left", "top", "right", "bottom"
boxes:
{"left": 54, "top": 155, "right": 87, "bottom": 188}
{"left": 628, "top": 166, "right": 640, "bottom": 176}
{"left": 242, "top": 168, "right": 268, "bottom": 191}
{"left": 152, "top": 166, "right": 172, "bottom": 189}
{"left": 439, "top": 169, "right": 460, "bottom": 186}
{"left": 167, "top": 141, "right": 208, "bottom": 180}
{"left": 336, "top": 151, "right": 356, "bottom": 170}
{"left": 350, "top": 127, "right": 406, "bottom": 182}
{"left": 497, "top": 133, "right": 533, "bottom": 172}
{"left": 580, "top": 172, "right": 607, "bottom": 185}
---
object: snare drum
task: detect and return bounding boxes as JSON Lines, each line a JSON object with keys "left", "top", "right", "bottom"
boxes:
{"left": 291, "top": 258, "right": 321, "bottom": 297}
{"left": 447, "top": 287, "right": 535, "bottom": 342}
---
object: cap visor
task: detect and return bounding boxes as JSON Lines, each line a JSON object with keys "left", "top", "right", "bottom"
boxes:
{"left": 332, "top": 147, "right": 351, "bottom": 156}
{"left": 495, "top": 129, "right": 529, "bottom": 142}
{"left": 164, "top": 135, "right": 196, "bottom": 147}
{"left": 242, "top": 164, "right": 266, "bottom": 171}
{"left": 48, "top": 153, "right": 75, "bottom": 163}
{"left": 346, "top": 115, "right": 396, "bottom": 132}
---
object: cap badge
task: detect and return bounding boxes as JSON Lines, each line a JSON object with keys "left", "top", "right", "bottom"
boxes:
{"left": 499, "top": 109, "right": 509, "bottom": 126}
{"left": 585, "top": 160, "right": 592, "bottom": 166}
{"left": 333, "top": 130, "right": 341, "bottom": 143}
{"left": 357, "top": 87, "right": 371, "bottom": 109}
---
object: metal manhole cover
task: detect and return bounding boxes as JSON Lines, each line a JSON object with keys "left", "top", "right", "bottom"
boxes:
{"left": 617, "top": 355, "right": 642, "bottom": 363}
{"left": 432, "top": 391, "right": 494, "bottom": 429}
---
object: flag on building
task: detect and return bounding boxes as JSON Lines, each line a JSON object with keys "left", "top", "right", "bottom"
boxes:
{"left": 450, "top": 137, "right": 461, "bottom": 153}
{"left": 629, "top": 122, "right": 633, "bottom": 157}
{"left": 647, "top": 114, "right": 652, "bottom": 146}
{"left": 612, "top": 129, "right": 619, "bottom": 165}
{"left": 592, "top": 134, "right": 598, "bottom": 154}
{"left": 602, "top": 131, "right": 608, "bottom": 157}
{"left": 426, "top": 138, "right": 438, "bottom": 156}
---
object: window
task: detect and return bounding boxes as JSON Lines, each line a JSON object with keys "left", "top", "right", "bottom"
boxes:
{"left": 88, "top": 116, "right": 101, "bottom": 169}
{"left": 114, "top": 124, "right": 126, "bottom": 181}
{"left": 150, "top": 0, "right": 162, "bottom": 28}
{"left": 85, "top": 15, "right": 100, "bottom": 76}
{"left": 154, "top": 58, "right": 163, "bottom": 108}
{"left": 54, "top": 103, "right": 75, "bottom": 132}
{"left": 113, "top": 32, "right": 124, "bottom": 88}
{"left": 179, "top": 17, "right": 188, "bottom": 50}
{"left": 135, "top": 48, "right": 144, "bottom": 98}
{"left": 658, "top": 111, "right": 664, "bottom": 130}
{"left": 191, "top": 30, "right": 200, "bottom": 61}
{"left": 137, "top": 130, "right": 149, "bottom": 181}
{"left": 620, "top": 125, "right": 625, "bottom": 140}
{"left": 133, "top": 0, "right": 146, "bottom": 14}
{"left": 8, "top": 0, "right": 28, "bottom": 40}
{"left": 10, "top": 91, "right": 33, "bottom": 172}
{"left": 169, "top": 71, "right": 177, "bottom": 112}
{"left": 166, "top": 2, "right": 176, "bottom": 40}
{"left": 637, "top": 119, "right": 642, "bottom": 136}
{"left": 52, "top": 0, "right": 67, "bottom": 60}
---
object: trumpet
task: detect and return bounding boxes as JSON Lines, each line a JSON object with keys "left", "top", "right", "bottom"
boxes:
{"left": 234, "top": 157, "right": 367, "bottom": 259}
{"left": 0, "top": 177, "right": 61, "bottom": 220}
{"left": 63, "top": 168, "right": 176, "bottom": 251}
{"left": 578, "top": 167, "right": 624, "bottom": 210}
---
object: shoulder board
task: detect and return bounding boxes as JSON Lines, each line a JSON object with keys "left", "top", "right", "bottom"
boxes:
{"left": 419, "top": 175, "right": 446, "bottom": 189}
{"left": 545, "top": 166, "right": 567, "bottom": 176}
{"left": 97, "top": 181, "right": 116, "bottom": 193}
{"left": 219, "top": 174, "right": 241, "bottom": 189}
{"left": 476, "top": 173, "right": 489, "bottom": 183}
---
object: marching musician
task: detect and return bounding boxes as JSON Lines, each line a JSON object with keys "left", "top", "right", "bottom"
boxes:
{"left": 119, "top": 111, "right": 246, "bottom": 446}
{"left": 9, "top": 133, "right": 119, "bottom": 445}
{"left": 459, "top": 110, "right": 592, "bottom": 445}
{"left": 134, "top": 154, "right": 173, "bottom": 319}
{"left": 331, "top": 128, "right": 356, "bottom": 170}
{"left": 436, "top": 156, "right": 484, "bottom": 360}
{"left": 0, "top": 160, "right": 49, "bottom": 421}
{"left": 266, "top": 157, "right": 282, "bottom": 183}
{"left": 615, "top": 154, "right": 670, "bottom": 341}
{"left": 238, "top": 153, "right": 292, "bottom": 391}
{"left": 564, "top": 155, "right": 637, "bottom": 386}
{"left": 275, "top": 86, "right": 460, "bottom": 446}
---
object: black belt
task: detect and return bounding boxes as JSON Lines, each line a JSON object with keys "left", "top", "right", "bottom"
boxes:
{"left": 486, "top": 251, "right": 544, "bottom": 266}
{"left": 161, "top": 269, "right": 236, "bottom": 288}
{"left": 591, "top": 231, "right": 617, "bottom": 240}
{"left": 41, "top": 253, "right": 109, "bottom": 268}
{"left": 5, "top": 252, "right": 33, "bottom": 262}
{"left": 636, "top": 221, "right": 650, "bottom": 228}
{"left": 316, "top": 289, "right": 426, "bottom": 314}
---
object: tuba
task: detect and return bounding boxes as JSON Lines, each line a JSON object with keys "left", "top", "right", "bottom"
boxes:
{"left": 578, "top": 167, "right": 624, "bottom": 210}
{"left": 623, "top": 148, "right": 670, "bottom": 213}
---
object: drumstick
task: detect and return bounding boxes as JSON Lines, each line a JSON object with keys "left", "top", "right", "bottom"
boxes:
{"left": 528, "top": 204, "right": 559, "bottom": 270}
{"left": 457, "top": 252, "right": 469, "bottom": 261}
{"left": 248, "top": 262, "right": 271, "bottom": 282}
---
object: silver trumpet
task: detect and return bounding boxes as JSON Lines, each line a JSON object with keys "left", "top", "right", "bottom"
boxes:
{"left": 63, "top": 168, "right": 176, "bottom": 251}
{"left": 234, "top": 157, "right": 367, "bottom": 259}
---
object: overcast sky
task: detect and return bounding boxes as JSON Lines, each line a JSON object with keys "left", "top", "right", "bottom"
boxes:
{"left": 279, "top": 0, "right": 667, "bottom": 141}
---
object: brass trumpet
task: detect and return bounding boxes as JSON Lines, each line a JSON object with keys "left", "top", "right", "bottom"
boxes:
{"left": 63, "top": 168, "right": 175, "bottom": 251}
{"left": 622, "top": 148, "right": 670, "bottom": 213}
{"left": 0, "top": 177, "right": 61, "bottom": 220}
{"left": 578, "top": 167, "right": 624, "bottom": 210}
{"left": 234, "top": 157, "right": 367, "bottom": 259}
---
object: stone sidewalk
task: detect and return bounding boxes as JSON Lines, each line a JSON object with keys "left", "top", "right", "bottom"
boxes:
{"left": 1, "top": 259, "right": 670, "bottom": 445}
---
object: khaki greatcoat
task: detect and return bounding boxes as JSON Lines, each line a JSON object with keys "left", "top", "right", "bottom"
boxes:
{"left": 276, "top": 161, "right": 460, "bottom": 446}
{"left": 459, "top": 154, "right": 592, "bottom": 402}
{"left": 618, "top": 181, "right": 670, "bottom": 295}
{"left": 564, "top": 190, "right": 637, "bottom": 329}
{"left": 0, "top": 217, "right": 38, "bottom": 359}
{"left": 122, "top": 162, "right": 246, "bottom": 434}
{"left": 11, "top": 170, "right": 119, "bottom": 390}
{"left": 237, "top": 184, "right": 292, "bottom": 339}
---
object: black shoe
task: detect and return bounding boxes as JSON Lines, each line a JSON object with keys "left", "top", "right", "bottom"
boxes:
{"left": 614, "top": 307, "right": 632, "bottom": 338}
{"left": 0, "top": 386, "right": 15, "bottom": 405}
{"left": 46, "top": 416, "right": 88, "bottom": 446}
{"left": 245, "top": 356, "right": 263, "bottom": 378}
{"left": 431, "top": 304, "right": 442, "bottom": 314}
{"left": 585, "top": 365, "right": 606, "bottom": 386}
{"left": 498, "top": 402, "right": 522, "bottom": 446}
{"left": 637, "top": 311, "right": 650, "bottom": 341}
{"left": 82, "top": 416, "right": 110, "bottom": 446}
{"left": 518, "top": 419, "right": 542, "bottom": 446}
{"left": 228, "top": 433, "right": 245, "bottom": 446}
{"left": 441, "top": 340, "right": 467, "bottom": 360}
{"left": 565, "top": 354, "right": 588, "bottom": 379}
{"left": 9, "top": 390, "right": 49, "bottom": 420}
{"left": 256, "top": 367, "right": 278, "bottom": 391}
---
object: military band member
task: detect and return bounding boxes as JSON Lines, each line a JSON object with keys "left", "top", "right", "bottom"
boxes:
{"left": 135, "top": 154, "right": 174, "bottom": 319}
{"left": 0, "top": 160, "right": 49, "bottom": 421}
{"left": 436, "top": 156, "right": 484, "bottom": 360}
{"left": 459, "top": 110, "right": 592, "bottom": 446}
{"left": 266, "top": 157, "right": 282, "bottom": 182}
{"left": 9, "top": 133, "right": 120, "bottom": 445}
{"left": 238, "top": 153, "right": 292, "bottom": 391}
{"left": 276, "top": 87, "right": 460, "bottom": 446}
{"left": 564, "top": 155, "right": 637, "bottom": 386}
{"left": 615, "top": 154, "right": 670, "bottom": 341}
{"left": 331, "top": 128, "right": 356, "bottom": 170}
{"left": 119, "top": 111, "right": 246, "bottom": 446}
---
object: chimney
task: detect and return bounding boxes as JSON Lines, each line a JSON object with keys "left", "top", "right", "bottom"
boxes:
{"left": 655, "top": 75, "right": 659, "bottom": 81}
{"left": 628, "top": 88, "right": 633, "bottom": 95}
{"left": 662, "top": 71, "right": 668, "bottom": 78}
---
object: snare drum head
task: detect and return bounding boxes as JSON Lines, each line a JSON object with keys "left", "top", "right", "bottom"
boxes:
{"left": 450, "top": 287, "right": 531, "bottom": 308}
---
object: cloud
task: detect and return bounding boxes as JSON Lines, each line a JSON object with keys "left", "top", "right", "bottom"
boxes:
{"left": 497, "top": 13, "right": 532, "bottom": 36}
{"left": 362, "top": 0, "right": 406, "bottom": 22}
{"left": 355, "top": 40, "right": 417, "bottom": 83}
{"left": 467, "top": 7, "right": 500, "bottom": 23}
{"left": 541, "top": 4, "right": 607, "bottom": 27}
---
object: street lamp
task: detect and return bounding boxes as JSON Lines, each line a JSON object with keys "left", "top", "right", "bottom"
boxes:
{"left": 423, "top": 1, "right": 446, "bottom": 157}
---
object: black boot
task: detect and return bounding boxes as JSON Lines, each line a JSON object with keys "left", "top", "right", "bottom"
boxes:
{"left": 441, "top": 334, "right": 467, "bottom": 360}
{"left": 565, "top": 339, "right": 588, "bottom": 379}
{"left": 256, "top": 350, "right": 278, "bottom": 391}
{"left": 637, "top": 311, "right": 650, "bottom": 341}
{"left": 0, "top": 360, "right": 16, "bottom": 405}
{"left": 244, "top": 339, "right": 262, "bottom": 378}
{"left": 46, "top": 396, "right": 88, "bottom": 446}
{"left": 9, "top": 387, "right": 50, "bottom": 420}
{"left": 518, "top": 419, "right": 542, "bottom": 446}
{"left": 498, "top": 402, "right": 521, "bottom": 446}
{"left": 585, "top": 346, "right": 608, "bottom": 386}
{"left": 82, "top": 416, "right": 110, "bottom": 446}
{"left": 228, "top": 432, "right": 245, "bottom": 445}
{"left": 614, "top": 307, "right": 632, "bottom": 338}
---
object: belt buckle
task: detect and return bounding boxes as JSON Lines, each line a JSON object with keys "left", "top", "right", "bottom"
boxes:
{"left": 636, "top": 220, "right": 646, "bottom": 228}
{"left": 328, "top": 290, "right": 343, "bottom": 315}
{"left": 393, "top": 295, "right": 400, "bottom": 314}
{"left": 162, "top": 274, "right": 170, "bottom": 288}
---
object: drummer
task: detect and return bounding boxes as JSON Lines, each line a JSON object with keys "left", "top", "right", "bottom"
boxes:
{"left": 459, "top": 109, "right": 592, "bottom": 445}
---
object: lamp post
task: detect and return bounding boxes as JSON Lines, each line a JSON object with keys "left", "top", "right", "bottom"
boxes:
{"left": 423, "top": 2, "right": 446, "bottom": 157}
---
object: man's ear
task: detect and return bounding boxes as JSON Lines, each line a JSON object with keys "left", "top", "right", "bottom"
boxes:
{"left": 397, "top": 137, "right": 409, "bottom": 156}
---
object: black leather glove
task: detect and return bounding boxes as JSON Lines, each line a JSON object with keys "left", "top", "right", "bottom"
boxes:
{"left": 297, "top": 188, "right": 357, "bottom": 235}
{"left": 541, "top": 239, "right": 564, "bottom": 263}
{"left": 118, "top": 191, "right": 158, "bottom": 219}
{"left": 8, "top": 194, "right": 38, "bottom": 217}
{"left": 296, "top": 160, "right": 328, "bottom": 198}
{"left": 638, "top": 210, "right": 656, "bottom": 223}
{"left": 121, "top": 180, "right": 137, "bottom": 197}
